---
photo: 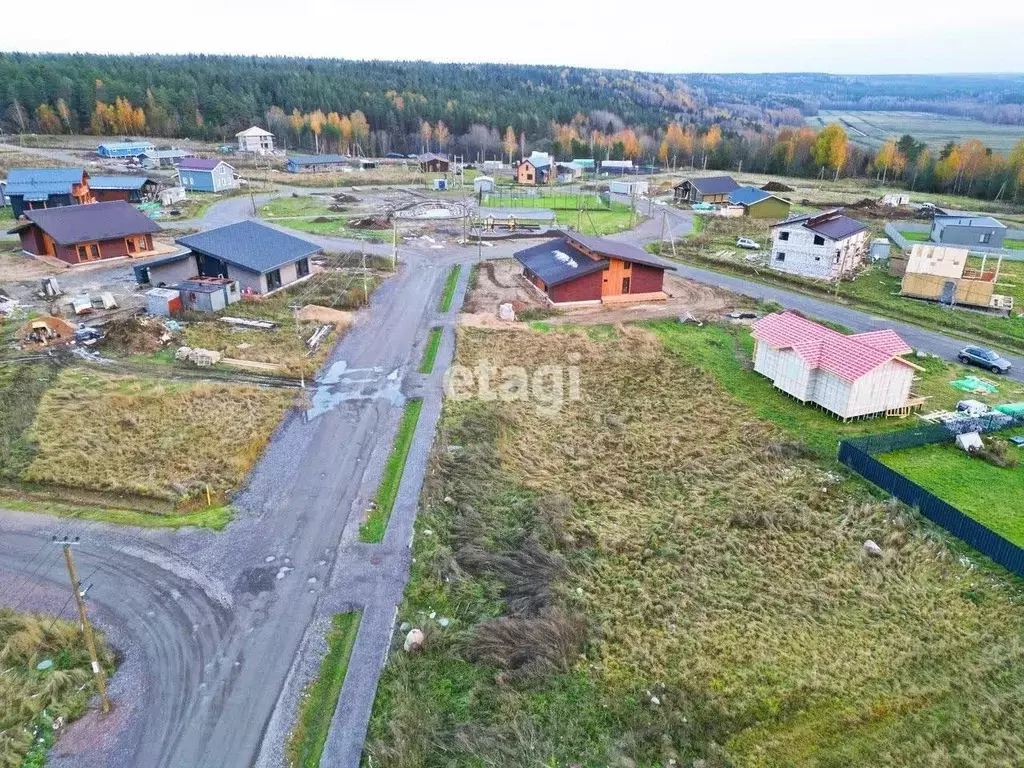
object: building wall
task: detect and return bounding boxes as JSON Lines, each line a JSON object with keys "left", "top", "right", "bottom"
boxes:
{"left": 629, "top": 263, "right": 665, "bottom": 293}
{"left": 230, "top": 266, "right": 265, "bottom": 295}
{"left": 516, "top": 162, "right": 537, "bottom": 185}
{"left": 808, "top": 369, "right": 854, "bottom": 417}
{"left": 51, "top": 235, "right": 134, "bottom": 265}
{"left": 769, "top": 227, "right": 866, "bottom": 280}
{"left": 746, "top": 197, "right": 790, "bottom": 219}
{"left": 754, "top": 343, "right": 813, "bottom": 400}
{"left": 212, "top": 164, "right": 238, "bottom": 192}
{"left": 10, "top": 193, "right": 74, "bottom": 219}
{"left": 932, "top": 222, "right": 1006, "bottom": 248}
{"left": 148, "top": 256, "right": 199, "bottom": 286}
{"left": 844, "top": 361, "right": 913, "bottom": 418}
{"left": 548, "top": 271, "right": 603, "bottom": 303}
{"left": 93, "top": 189, "right": 131, "bottom": 203}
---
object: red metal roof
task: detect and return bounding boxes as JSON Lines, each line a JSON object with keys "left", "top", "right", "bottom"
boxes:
{"left": 752, "top": 311, "right": 912, "bottom": 382}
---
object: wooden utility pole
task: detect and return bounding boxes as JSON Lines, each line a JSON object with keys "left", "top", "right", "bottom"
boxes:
{"left": 659, "top": 210, "right": 667, "bottom": 255}
{"left": 391, "top": 220, "right": 398, "bottom": 271}
{"left": 57, "top": 538, "right": 110, "bottom": 714}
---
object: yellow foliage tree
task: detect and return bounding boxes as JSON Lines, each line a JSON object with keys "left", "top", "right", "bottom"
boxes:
{"left": 35, "top": 104, "right": 61, "bottom": 134}
{"left": 502, "top": 126, "right": 517, "bottom": 165}
{"left": 435, "top": 121, "right": 450, "bottom": 151}
{"left": 811, "top": 123, "right": 849, "bottom": 180}
{"left": 307, "top": 110, "right": 326, "bottom": 153}
{"left": 420, "top": 120, "right": 432, "bottom": 152}
{"left": 874, "top": 138, "right": 905, "bottom": 184}
{"left": 349, "top": 111, "right": 370, "bottom": 155}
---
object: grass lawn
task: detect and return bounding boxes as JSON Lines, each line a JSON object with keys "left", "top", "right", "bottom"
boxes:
{"left": 287, "top": 612, "right": 362, "bottom": 768}
{"left": 0, "top": 608, "right": 116, "bottom": 767}
{"left": 20, "top": 368, "right": 294, "bottom": 505}
{"left": 259, "top": 196, "right": 389, "bottom": 241}
{"left": 439, "top": 265, "right": 461, "bottom": 312}
{"left": 880, "top": 430, "right": 1024, "bottom": 547}
{"left": 365, "top": 323, "right": 1024, "bottom": 767}
{"left": 261, "top": 195, "right": 334, "bottom": 218}
{"left": 899, "top": 230, "right": 930, "bottom": 242}
{"left": 360, "top": 398, "right": 423, "bottom": 543}
{"left": 419, "top": 327, "right": 443, "bottom": 374}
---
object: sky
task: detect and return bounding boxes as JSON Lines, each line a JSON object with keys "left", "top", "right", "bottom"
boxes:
{"left": 2, "top": 0, "right": 1023, "bottom": 74}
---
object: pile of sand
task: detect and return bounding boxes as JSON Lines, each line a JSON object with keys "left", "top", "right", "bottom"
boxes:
{"left": 296, "top": 304, "right": 354, "bottom": 328}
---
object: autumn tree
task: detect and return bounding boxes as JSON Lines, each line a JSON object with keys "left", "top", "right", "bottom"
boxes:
{"left": 1010, "top": 138, "right": 1024, "bottom": 199}
{"left": 665, "top": 122, "right": 686, "bottom": 167}
{"left": 811, "top": 123, "right": 849, "bottom": 180}
{"left": 701, "top": 125, "right": 722, "bottom": 169}
{"left": 350, "top": 111, "right": 370, "bottom": 155}
{"left": 307, "top": 109, "right": 326, "bottom": 153}
{"left": 658, "top": 139, "right": 670, "bottom": 165}
{"left": 288, "top": 108, "right": 305, "bottom": 146}
{"left": 874, "top": 138, "right": 905, "bottom": 184}
{"left": 502, "top": 126, "right": 517, "bottom": 165}
{"left": 435, "top": 121, "right": 450, "bottom": 152}
{"left": 55, "top": 98, "right": 72, "bottom": 133}
{"left": 419, "top": 120, "right": 432, "bottom": 152}
{"left": 35, "top": 104, "right": 61, "bottom": 134}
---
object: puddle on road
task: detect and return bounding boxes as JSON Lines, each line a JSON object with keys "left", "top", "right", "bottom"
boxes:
{"left": 237, "top": 566, "right": 278, "bottom": 595}
{"left": 305, "top": 359, "right": 406, "bottom": 421}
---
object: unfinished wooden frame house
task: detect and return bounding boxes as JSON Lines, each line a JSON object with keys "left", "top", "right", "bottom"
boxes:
{"left": 899, "top": 243, "right": 1012, "bottom": 312}
{"left": 751, "top": 311, "right": 924, "bottom": 420}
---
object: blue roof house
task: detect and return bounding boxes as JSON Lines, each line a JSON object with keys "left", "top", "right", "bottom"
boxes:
{"left": 96, "top": 141, "right": 155, "bottom": 158}
{"left": 4, "top": 168, "right": 92, "bottom": 218}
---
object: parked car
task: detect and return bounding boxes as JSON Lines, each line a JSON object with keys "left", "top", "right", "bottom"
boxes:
{"left": 958, "top": 345, "right": 1012, "bottom": 374}
{"left": 736, "top": 237, "right": 760, "bottom": 250}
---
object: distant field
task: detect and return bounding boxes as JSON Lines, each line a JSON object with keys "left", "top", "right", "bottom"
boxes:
{"left": 807, "top": 110, "right": 1024, "bottom": 153}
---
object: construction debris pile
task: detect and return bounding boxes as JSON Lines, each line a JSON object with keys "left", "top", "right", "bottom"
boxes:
{"left": 175, "top": 346, "right": 223, "bottom": 367}
{"left": 102, "top": 316, "right": 179, "bottom": 354}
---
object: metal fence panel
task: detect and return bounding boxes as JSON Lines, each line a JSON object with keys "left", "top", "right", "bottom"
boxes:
{"left": 838, "top": 441, "right": 1024, "bottom": 578}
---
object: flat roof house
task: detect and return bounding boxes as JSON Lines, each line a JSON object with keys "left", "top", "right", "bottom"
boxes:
{"left": 514, "top": 231, "right": 673, "bottom": 305}
{"left": 930, "top": 213, "right": 1007, "bottom": 249}
{"left": 418, "top": 153, "right": 450, "bottom": 173}
{"left": 673, "top": 175, "right": 739, "bottom": 204}
{"left": 140, "top": 149, "right": 196, "bottom": 169}
{"left": 728, "top": 187, "right": 791, "bottom": 219}
{"left": 174, "top": 221, "right": 320, "bottom": 295}
{"left": 96, "top": 141, "right": 155, "bottom": 158}
{"left": 752, "top": 311, "right": 920, "bottom": 420}
{"left": 286, "top": 154, "right": 349, "bottom": 173}
{"left": 769, "top": 209, "right": 869, "bottom": 281}
{"left": 4, "top": 168, "right": 93, "bottom": 218}
{"left": 236, "top": 126, "right": 275, "bottom": 154}
{"left": 176, "top": 158, "right": 238, "bottom": 193}
{"left": 89, "top": 175, "right": 158, "bottom": 204}
{"left": 8, "top": 200, "right": 161, "bottom": 265}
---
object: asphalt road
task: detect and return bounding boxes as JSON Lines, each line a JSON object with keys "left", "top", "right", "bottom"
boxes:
{"left": 2, "top": 188, "right": 1022, "bottom": 768}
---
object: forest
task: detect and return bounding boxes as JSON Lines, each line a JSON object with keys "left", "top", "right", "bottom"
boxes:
{"left": 1, "top": 53, "right": 1023, "bottom": 201}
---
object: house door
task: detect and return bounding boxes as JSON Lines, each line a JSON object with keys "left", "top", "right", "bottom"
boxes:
{"left": 940, "top": 280, "right": 956, "bottom": 305}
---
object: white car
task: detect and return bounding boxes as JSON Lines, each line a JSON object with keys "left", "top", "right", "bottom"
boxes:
{"left": 736, "top": 237, "right": 760, "bottom": 250}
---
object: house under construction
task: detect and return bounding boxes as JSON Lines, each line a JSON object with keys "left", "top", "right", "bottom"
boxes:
{"left": 899, "top": 243, "right": 1013, "bottom": 312}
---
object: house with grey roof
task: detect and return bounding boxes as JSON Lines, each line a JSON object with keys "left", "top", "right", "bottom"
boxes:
{"left": 930, "top": 213, "right": 1007, "bottom": 249}
{"left": 89, "top": 175, "right": 158, "bottom": 204}
{"left": 769, "top": 209, "right": 869, "bottom": 281}
{"left": 513, "top": 230, "right": 674, "bottom": 305}
{"left": 140, "top": 149, "right": 196, "bottom": 169}
{"left": 674, "top": 175, "right": 740, "bottom": 204}
{"left": 7, "top": 201, "right": 161, "bottom": 265}
{"left": 4, "top": 168, "right": 93, "bottom": 218}
{"left": 171, "top": 221, "right": 320, "bottom": 295}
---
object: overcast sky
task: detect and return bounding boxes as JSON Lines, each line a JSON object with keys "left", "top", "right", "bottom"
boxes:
{"left": 3, "top": 0, "right": 1023, "bottom": 74}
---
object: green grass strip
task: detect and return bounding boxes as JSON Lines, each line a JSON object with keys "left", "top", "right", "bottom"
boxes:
{"left": 0, "top": 497, "right": 234, "bottom": 530}
{"left": 419, "top": 327, "right": 443, "bottom": 374}
{"left": 439, "top": 265, "right": 461, "bottom": 312}
{"left": 360, "top": 398, "right": 424, "bottom": 542}
{"left": 286, "top": 611, "right": 362, "bottom": 768}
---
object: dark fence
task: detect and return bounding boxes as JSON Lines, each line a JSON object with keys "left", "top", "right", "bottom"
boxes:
{"left": 849, "top": 412, "right": 1024, "bottom": 455}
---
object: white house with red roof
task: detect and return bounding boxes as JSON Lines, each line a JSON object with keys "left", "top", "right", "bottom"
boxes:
{"left": 769, "top": 209, "right": 869, "bottom": 281}
{"left": 751, "top": 311, "right": 921, "bottom": 420}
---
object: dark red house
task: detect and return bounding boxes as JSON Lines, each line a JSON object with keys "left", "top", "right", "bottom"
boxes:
{"left": 513, "top": 231, "right": 673, "bottom": 305}
{"left": 9, "top": 201, "right": 162, "bottom": 265}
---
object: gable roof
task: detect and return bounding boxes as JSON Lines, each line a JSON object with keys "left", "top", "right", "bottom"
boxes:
{"left": 287, "top": 154, "right": 348, "bottom": 166}
{"left": 563, "top": 231, "right": 672, "bottom": 270}
{"left": 10, "top": 201, "right": 160, "bottom": 244}
{"left": 236, "top": 126, "right": 273, "bottom": 137}
{"left": 752, "top": 311, "right": 913, "bottom": 383}
{"left": 772, "top": 209, "right": 868, "bottom": 241}
{"left": 89, "top": 175, "right": 152, "bottom": 191}
{"left": 678, "top": 176, "right": 740, "bottom": 195}
{"left": 417, "top": 152, "right": 449, "bottom": 163}
{"left": 5, "top": 168, "right": 86, "bottom": 200}
{"left": 729, "top": 186, "right": 788, "bottom": 206}
{"left": 177, "top": 158, "right": 232, "bottom": 172}
{"left": 512, "top": 231, "right": 672, "bottom": 287}
{"left": 174, "top": 221, "right": 320, "bottom": 274}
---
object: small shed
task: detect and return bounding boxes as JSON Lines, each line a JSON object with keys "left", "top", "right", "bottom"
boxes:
{"left": 160, "top": 186, "right": 186, "bottom": 206}
{"left": 473, "top": 175, "right": 495, "bottom": 194}
{"left": 870, "top": 239, "right": 891, "bottom": 261}
{"left": 174, "top": 278, "right": 240, "bottom": 312}
{"left": 146, "top": 287, "right": 182, "bottom": 316}
{"left": 610, "top": 180, "right": 649, "bottom": 196}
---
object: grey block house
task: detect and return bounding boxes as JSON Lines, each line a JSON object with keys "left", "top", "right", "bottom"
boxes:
{"left": 930, "top": 213, "right": 1006, "bottom": 248}
{"left": 769, "top": 209, "right": 869, "bottom": 281}
{"left": 172, "top": 221, "right": 320, "bottom": 295}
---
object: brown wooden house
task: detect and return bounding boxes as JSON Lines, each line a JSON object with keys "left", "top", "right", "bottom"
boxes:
{"left": 673, "top": 175, "right": 740, "bottom": 204}
{"left": 9, "top": 201, "right": 162, "bottom": 265}
{"left": 513, "top": 231, "right": 673, "bottom": 305}
{"left": 418, "top": 152, "right": 450, "bottom": 172}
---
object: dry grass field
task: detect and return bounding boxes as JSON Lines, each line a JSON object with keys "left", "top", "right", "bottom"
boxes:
{"left": 366, "top": 323, "right": 1024, "bottom": 767}
{"left": 20, "top": 369, "right": 294, "bottom": 503}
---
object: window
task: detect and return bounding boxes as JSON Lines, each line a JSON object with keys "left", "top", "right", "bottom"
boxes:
{"left": 621, "top": 276, "right": 631, "bottom": 293}
{"left": 622, "top": 260, "right": 631, "bottom": 271}
{"left": 778, "top": 231, "right": 789, "bottom": 241}
{"left": 834, "top": 252, "right": 842, "bottom": 264}
{"left": 266, "top": 269, "right": 282, "bottom": 292}
{"left": 813, "top": 234, "right": 826, "bottom": 246}
{"left": 296, "top": 258, "right": 310, "bottom": 278}
{"left": 775, "top": 252, "right": 786, "bottom": 262}
{"left": 76, "top": 242, "right": 101, "bottom": 261}
{"left": 980, "top": 233, "right": 991, "bottom": 244}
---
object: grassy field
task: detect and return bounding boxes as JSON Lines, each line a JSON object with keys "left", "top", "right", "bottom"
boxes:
{"left": 259, "top": 195, "right": 390, "bottom": 241}
{"left": 664, "top": 216, "right": 1024, "bottom": 356}
{"left": 0, "top": 147, "right": 76, "bottom": 176}
{"left": 1, "top": 608, "right": 116, "bottom": 767}
{"left": 556, "top": 202, "right": 636, "bottom": 235}
{"left": 419, "top": 327, "right": 443, "bottom": 374}
{"left": 439, "top": 265, "right": 461, "bottom": 312}
{"left": 880, "top": 430, "right": 1024, "bottom": 547}
{"left": 360, "top": 399, "right": 423, "bottom": 543}
{"left": 806, "top": 110, "right": 1024, "bottom": 153}
{"left": 287, "top": 612, "right": 362, "bottom": 768}
{"left": 20, "top": 369, "right": 294, "bottom": 504}
{"left": 365, "top": 322, "right": 1024, "bottom": 767}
